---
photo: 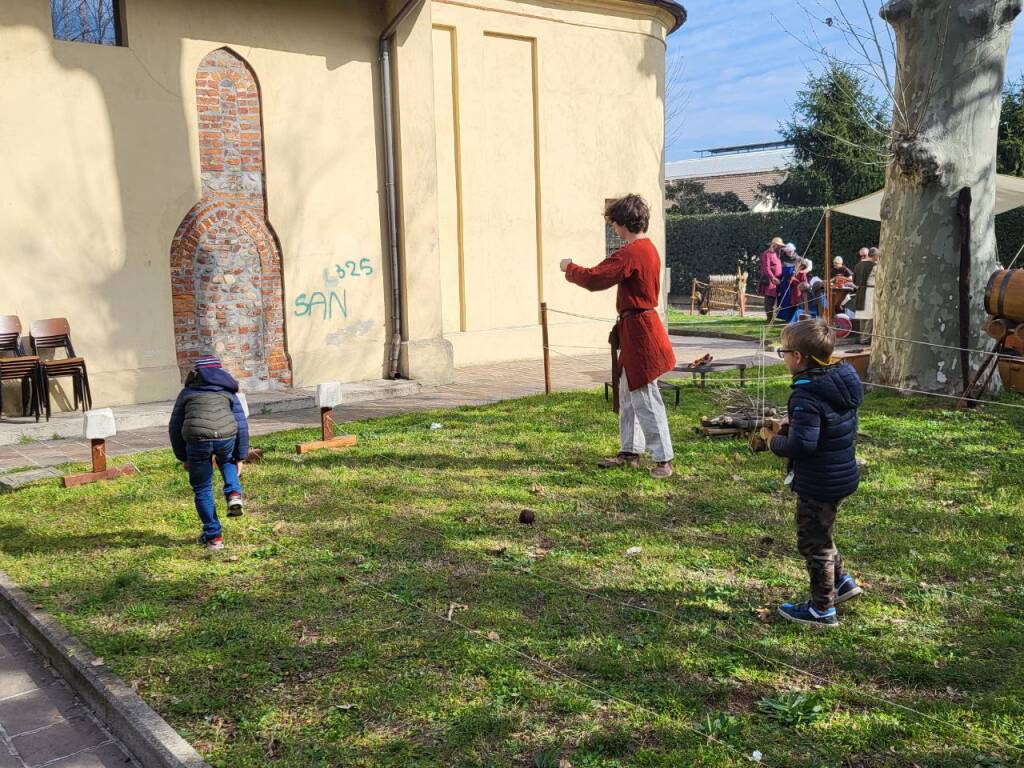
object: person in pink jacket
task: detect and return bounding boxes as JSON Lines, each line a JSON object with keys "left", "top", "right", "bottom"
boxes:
{"left": 759, "top": 237, "right": 784, "bottom": 321}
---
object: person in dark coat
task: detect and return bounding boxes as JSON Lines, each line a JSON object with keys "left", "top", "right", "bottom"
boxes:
{"left": 169, "top": 355, "right": 250, "bottom": 550}
{"left": 767, "top": 320, "right": 865, "bottom": 627}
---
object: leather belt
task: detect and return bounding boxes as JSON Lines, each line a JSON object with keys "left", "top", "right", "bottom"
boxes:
{"left": 618, "top": 308, "right": 654, "bottom": 321}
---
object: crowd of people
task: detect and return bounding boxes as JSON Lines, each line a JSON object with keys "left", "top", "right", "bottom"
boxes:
{"left": 758, "top": 237, "right": 880, "bottom": 341}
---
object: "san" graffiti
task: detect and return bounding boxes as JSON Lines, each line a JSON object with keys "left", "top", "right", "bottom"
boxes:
{"left": 294, "top": 290, "right": 347, "bottom": 320}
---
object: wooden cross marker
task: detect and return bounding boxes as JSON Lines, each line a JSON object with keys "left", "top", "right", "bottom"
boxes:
{"left": 63, "top": 409, "right": 137, "bottom": 488}
{"left": 296, "top": 382, "right": 357, "bottom": 454}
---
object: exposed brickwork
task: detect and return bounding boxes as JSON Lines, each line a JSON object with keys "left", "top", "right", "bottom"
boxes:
{"left": 170, "top": 48, "right": 290, "bottom": 390}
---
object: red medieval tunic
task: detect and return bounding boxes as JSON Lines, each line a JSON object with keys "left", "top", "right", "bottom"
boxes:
{"left": 564, "top": 239, "right": 676, "bottom": 391}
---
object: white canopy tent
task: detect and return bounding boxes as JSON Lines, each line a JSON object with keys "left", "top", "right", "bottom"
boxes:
{"left": 831, "top": 173, "right": 1024, "bottom": 221}
{"left": 812, "top": 175, "right": 1024, "bottom": 318}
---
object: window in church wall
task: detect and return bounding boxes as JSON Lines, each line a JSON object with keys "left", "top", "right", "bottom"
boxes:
{"left": 51, "top": 0, "right": 125, "bottom": 46}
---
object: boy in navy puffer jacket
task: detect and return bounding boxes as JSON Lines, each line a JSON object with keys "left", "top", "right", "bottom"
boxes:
{"left": 769, "top": 320, "right": 864, "bottom": 627}
{"left": 168, "top": 355, "right": 249, "bottom": 551}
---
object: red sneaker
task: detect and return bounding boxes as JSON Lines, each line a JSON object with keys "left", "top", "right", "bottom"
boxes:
{"left": 197, "top": 534, "right": 225, "bottom": 551}
{"left": 227, "top": 493, "right": 243, "bottom": 517}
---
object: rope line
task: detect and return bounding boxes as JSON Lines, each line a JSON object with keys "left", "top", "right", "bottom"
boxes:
{"left": 545, "top": 307, "right": 618, "bottom": 323}
{"left": 861, "top": 380, "right": 1024, "bottom": 411}
{"left": 545, "top": 343, "right": 614, "bottom": 352}
{"left": 1006, "top": 242, "right": 1024, "bottom": 271}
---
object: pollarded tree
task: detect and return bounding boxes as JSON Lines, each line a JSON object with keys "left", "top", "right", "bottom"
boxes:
{"left": 871, "top": 0, "right": 1021, "bottom": 394}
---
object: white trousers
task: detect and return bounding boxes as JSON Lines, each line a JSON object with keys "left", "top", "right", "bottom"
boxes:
{"left": 618, "top": 370, "right": 674, "bottom": 462}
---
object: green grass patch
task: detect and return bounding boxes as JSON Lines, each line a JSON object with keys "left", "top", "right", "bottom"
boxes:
{"left": 0, "top": 375, "right": 1021, "bottom": 767}
{"left": 668, "top": 310, "right": 782, "bottom": 342}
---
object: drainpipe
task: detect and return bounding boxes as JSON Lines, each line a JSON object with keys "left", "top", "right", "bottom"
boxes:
{"left": 380, "top": 0, "right": 426, "bottom": 379}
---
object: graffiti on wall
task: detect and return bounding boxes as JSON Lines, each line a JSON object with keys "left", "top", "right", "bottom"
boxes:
{"left": 293, "top": 258, "right": 376, "bottom": 322}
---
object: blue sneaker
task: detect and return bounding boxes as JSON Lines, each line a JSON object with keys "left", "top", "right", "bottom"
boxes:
{"left": 834, "top": 575, "right": 863, "bottom": 605}
{"left": 777, "top": 601, "right": 838, "bottom": 627}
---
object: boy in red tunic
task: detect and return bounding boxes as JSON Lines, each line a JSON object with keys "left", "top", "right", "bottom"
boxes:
{"left": 560, "top": 195, "right": 677, "bottom": 478}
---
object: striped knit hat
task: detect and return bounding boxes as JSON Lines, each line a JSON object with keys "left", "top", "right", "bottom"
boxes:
{"left": 194, "top": 355, "right": 223, "bottom": 370}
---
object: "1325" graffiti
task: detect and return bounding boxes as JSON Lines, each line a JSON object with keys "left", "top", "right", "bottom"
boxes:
{"left": 335, "top": 258, "right": 375, "bottom": 280}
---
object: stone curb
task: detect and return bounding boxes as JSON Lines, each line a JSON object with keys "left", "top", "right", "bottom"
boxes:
{"left": 0, "top": 570, "right": 211, "bottom": 768}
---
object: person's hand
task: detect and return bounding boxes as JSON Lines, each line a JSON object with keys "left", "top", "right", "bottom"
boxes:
{"left": 236, "top": 461, "right": 245, "bottom": 477}
{"left": 559, "top": 258, "right": 572, "bottom": 273}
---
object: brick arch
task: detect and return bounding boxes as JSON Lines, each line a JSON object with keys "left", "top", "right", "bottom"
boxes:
{"left": 170, "top": 47, "right": 290, "bottom": 388}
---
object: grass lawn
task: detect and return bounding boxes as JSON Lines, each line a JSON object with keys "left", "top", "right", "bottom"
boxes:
{"left": 667, "top": 309, "right": 783, "bottom": 342}
{"left": 0, "top": 374, "right": 1022, "bottom": 767}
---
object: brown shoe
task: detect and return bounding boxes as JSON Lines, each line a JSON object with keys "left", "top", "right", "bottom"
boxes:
{"left": 597, "top": 452, "right": 641, "bottom": 469}
{"left": 650, "top": 461, "right": 674, "bottom": 479}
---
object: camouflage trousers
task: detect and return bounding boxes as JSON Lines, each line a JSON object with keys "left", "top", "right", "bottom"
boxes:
{"left": 795, "top": 496, "right": 849, "bottom": 610}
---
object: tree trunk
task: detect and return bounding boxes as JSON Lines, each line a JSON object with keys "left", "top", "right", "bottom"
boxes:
{"left": 872, "top": 0, "right": 1021, "bottom": 393}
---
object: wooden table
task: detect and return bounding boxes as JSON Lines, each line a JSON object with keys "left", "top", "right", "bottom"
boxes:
{"left": 603, "top": 361, "right": 748, "bottom": 405}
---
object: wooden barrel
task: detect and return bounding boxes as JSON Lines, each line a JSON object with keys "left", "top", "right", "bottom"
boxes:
{"left": 984, "top": 316, "right": 1011, "bottom": 340}
{"left": 985, "top": 269, "right": 1024, "bottom": 323}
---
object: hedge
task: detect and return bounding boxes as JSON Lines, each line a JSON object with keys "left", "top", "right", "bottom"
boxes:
{"left": 666, "top": 207, "right": 1024, "bottom": 296}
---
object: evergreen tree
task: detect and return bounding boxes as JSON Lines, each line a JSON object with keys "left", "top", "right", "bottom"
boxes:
{"left": 766, "top": 63, "right": 889, "bottom": 207}
{"left": 998, "top": 76, "right": 1024, "bottom": 176}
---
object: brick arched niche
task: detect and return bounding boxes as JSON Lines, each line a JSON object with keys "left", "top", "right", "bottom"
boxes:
{"left": 171, "top": 48, "right": 290, "bottom": 389}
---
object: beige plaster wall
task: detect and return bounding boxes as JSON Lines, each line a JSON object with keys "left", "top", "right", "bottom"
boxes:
{"left": 0, "top": 0, "right": 390, "bottom": 408}
{"left": 430, "top": 0, "right": 672, "bottom": 367}
{"left": 0, "top": 0, "right": 673, "bottom": 410}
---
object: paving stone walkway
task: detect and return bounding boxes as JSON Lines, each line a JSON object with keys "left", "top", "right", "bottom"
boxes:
{"left": 0, "top": 615, "right": 138, "bottom": 768}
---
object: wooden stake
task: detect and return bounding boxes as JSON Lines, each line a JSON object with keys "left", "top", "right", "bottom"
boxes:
{"left": 610, "top": 329, "right": 620, "bottom": 414}
{"left": 321, "top": 406, "right": 335, "bottom": 440}
{"left": 540, "top": 302, "right": 551, "bottom": 395}
{"left": 957, "top": 187, "right": 973, "bottom": 390}
{"left": 295, "top": 406, "right": 357, "bottom": 454}
{"left": 737, "top": 266, "right": 746, "bottom": 317}
{"left": 91, "top": 438, "right": 106, "bottom": 473}
{"left": 824, "top": 208, "right": 832, "bottom": 320}
{"left": 63, "top": 438, "right": 137, "bottom": 488}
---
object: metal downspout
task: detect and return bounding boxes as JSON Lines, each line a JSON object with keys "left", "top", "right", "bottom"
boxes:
{"left": 380, "top": 0, "right": 426, "bottom": 379}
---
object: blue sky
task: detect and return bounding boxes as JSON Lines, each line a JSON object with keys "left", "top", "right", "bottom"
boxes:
{"left": 665, "top": 0, "right": 1024, "bottom": 162}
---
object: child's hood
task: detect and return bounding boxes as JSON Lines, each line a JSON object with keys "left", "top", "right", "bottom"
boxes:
{"left": 190, "top": 365, "right": 239, "bottom": 394}
{"left": 793, "top": 363, "right": 863, "bottom": 410}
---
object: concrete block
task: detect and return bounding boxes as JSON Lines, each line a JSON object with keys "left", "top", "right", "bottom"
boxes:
{"left": 82, "top": 409, "right": 116, "bottom": 440}
{"left": 315, "top": 381, "right": 343, "bottom": 409}
{"left": 235, "top": 392, "right": 250, "bottom": 419}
